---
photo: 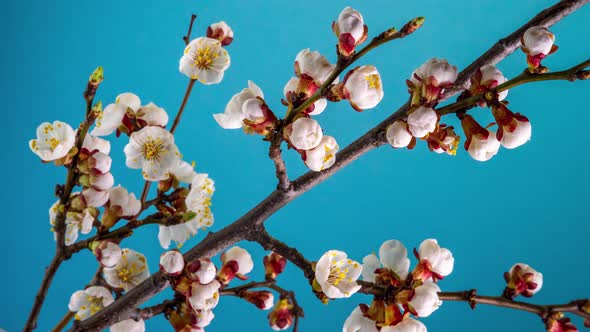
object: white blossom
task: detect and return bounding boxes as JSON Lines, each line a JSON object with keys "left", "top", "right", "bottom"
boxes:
{"left": 49, "top": 200, "right": 94, "bottom": 245}
{"left": 386, "top": 121, "right": 413, "bottom": 148}
{"left": 79, "top": 172, "right": 114, "bottom": 191}
{"left": 283, "top": 77, "right": 327, "bottom": 115}
{"left": 29, "top": 121, "right": 75, "bottom": 161}
{"left": 508, "top": 263, "right": 543, "bottom": 296}
{"left": 103, "top": 248, "right": 150, "bottom": 291}
{"left": 315, "top": 250, "right": 362, "bottom": 299}
{"left": 91, "top": 93, "right": 140, "bottom": 136}
{"left": 124, "top": 126, "right": 181, "bottom": 181}
{"left": 160, "top": 250, "right": 185, "bottom": 276}
{"left": 411, "top": 58, "right": 457, "bottom": 87}
{"left": 409, "top": 282, "right": 442, "bottom": 317}
{"left": 333, "top": 7, "right": 366, "bottom": 56}
{"left": 295, "top": 49, "right": 337, "bottom": 85}
{"left": 110, "top": 319, "right": 145, "bottom": 332}
{"left": 500, "top": 119, "right": 531, "bottom": 149}
{"left": 523, "top": 26, "right": 555, "bottom": 56}
{"left": 417, "top": 239, "right": 454, "bottom": 279}
{"left": 79, "top": 152, "right": 112, "bottom": 175}
{"left": 180, "top": 37, "right": 231, "bottom": 84}
{"left": 169, "top": 160, "right": 198, "bottom": 184}
{"left": 94, "top": 240, "right": 123, "bottom": 268}
{"left": 68, "top": 286, "right": 114, "bottom": 321}
{"left": 207, "top": 21, "right": 234, "bottom": 46}
{"left": 343, "top": 307, "right": 378, "bottom": 332}
{"left": 467, "top": 129, "right": 501, "bottom": 162}
{"left": 304, "top": 136, "right": 339, "bottom": 172}
{"left": 362, "top": 240, "right": 410, "bottom": 282}
{"left": 344, "top": 65, "right": 384, "bottom": 110}
{"left": 285, "top": 118, "right": 323, "bottom": 150}
{"left": 219, "top": 246, "right": 254, "bottom": 283}
{"left": 136, "top": 102, "right": 169, "bottom": 128}
{"left": 82, "top": 134, "right": 111, "bottom": 155}
{"left": 479, "top": 65, "right": 508, "bottom": 101}
{"left": 195, "top": 309, "right": 215, "bottom": 328}
{"left": 214, "top": 81, "right": 264, "bottom": 129}
{"left": 82, "top": 188, "right": 110, "bottom": 207}
{"left": 381, "top": 318, "right": 427, "bottom": 332}
{"left": 187, "top": 259, "right": 217, "bottom": 284}
{"left": 106, "top": 185, "right": 142, "bottom": 219}
{"left": 188, "top": 280, "right": 221, "bottom": 310}
{"left": 407, "top": 107, "right": 438, "bottom": 138}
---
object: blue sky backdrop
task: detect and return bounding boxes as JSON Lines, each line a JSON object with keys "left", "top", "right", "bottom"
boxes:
{"left": 1, "top": 0, "right": 589, "bottom": 331}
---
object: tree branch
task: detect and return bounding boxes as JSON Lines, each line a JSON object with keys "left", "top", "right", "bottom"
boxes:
{"left": 69, "top": 1, "right": 589, "bottom": 330}
{"left": 269, "top": 133, "right": 292, "bottom": 192}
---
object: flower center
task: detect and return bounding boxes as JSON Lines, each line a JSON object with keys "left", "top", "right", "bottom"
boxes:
{"left": 365, "top": 74, "right": 381, "bottom": 90}
{"left": 45, "top": 137, "right": 61, "bottom": 151}
{"left": 327, "top": 261, "right": 350, "bottom": 286}
{"left": 194, "top": 47, "right": 218, "bottom": 69}
{"left": 141, "top": 138, "right": 165, "bottom": 161}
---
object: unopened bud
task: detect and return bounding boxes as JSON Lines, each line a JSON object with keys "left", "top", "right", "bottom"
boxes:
{"left": 402, "top": 17, "right": 425, "bottom": 35}
{"left": 89, "top": 66, "right": 104, "bottom": 85}
{"left": 264, "top": 252, "right": 287, "bottom": 280}
{"left": 243, "top": 290, "right": 274, "bottom": 310}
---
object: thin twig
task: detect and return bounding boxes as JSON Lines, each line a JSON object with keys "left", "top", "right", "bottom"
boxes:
{"left": 69, "top": 2, "right": 589, "bottom": 330}
{"left": 269, "top": 133, "right": 291, "bottom": 192}
{"left": 182, "top": 14, "right": 197, "bottom": 46}
{"left": 170, "top": 79, "right": 197, "bottom": 134}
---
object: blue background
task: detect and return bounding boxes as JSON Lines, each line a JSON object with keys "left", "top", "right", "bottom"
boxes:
{"left": 1, "top": 0, "right": 589, "bottom": 331}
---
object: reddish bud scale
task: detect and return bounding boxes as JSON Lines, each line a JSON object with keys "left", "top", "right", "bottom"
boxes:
{"left": 169, "top": 302, "right": 201, "bottom": 332}
{"left": 264, "top": 252, "right": 287, "bottom": 280}
{"left": 243, "top": 103, "right": 278, "bottom": 136}
{"left": 546, "top": 313, "right": 578, "bottom": 332}
{"left": 412, "top": 248, "right": 444, "bottom": 283}
{"left": 243, "top": 291, "right": 273, "bottom": 310}
{"left": 504, "top": 265, "right": 540, "bottom": 298}
{"left": 491, "top": 103, "right": 530, "bottom": 141}
{"left": 268, "top": 298, "right": 294, "bottom": 330}
{"left": 361, "top": 300, "right": 404, "bottom": 327}
{"left": 218, "top": 260, "right": 240, "bottom": 284}
{"left": 460, "top": 114, "right": 489, "bottom": 151}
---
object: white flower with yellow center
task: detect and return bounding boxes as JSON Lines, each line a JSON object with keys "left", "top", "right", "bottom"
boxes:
{"left": 91, "top": 93, "right": 141, "bottom": 136}
{"left": 29, "top": 121, "right": 75, "bottom": 161}
{"left": 304, "top": 135, "right": 339, "bottom": 172}
{"left": 110, "top": 318, "right": 145, "bottom": 332}
{"left": 285, "top": 118, "right": 323, "bottom": 150}
{"left": 188, "top": 279, "right": 221, "bottom": 311}
{"left": 103, "top": 248, "right": 150, "bottom": 291}
{"left": 68, "top": 286, "right": 114, "bottom": 321}
{"left": 49, "top": 200, "right": 95, "bottom": 245}
{"left": 362, "top": 239, "right": 410, "bottom": 282}
{"left": 344, "top": 66, "right": 384, "bottom": 111}
{"left": 158, "top": 173, "right": 215, "bottom": 249}
{"left": 315, "top": 250, "right": 362, "bottom": 299}
{"left": 214, "top": 81, "right": 264, "bottom": 129}
{"left": 124, "top": 126, "right": 181, "bottom": 181}
{"left": 180, "top": 37, "right": 231, "bottom": 84}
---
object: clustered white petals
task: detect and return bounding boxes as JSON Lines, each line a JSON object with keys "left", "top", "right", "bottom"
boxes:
{"left": 386, "top": 121, "right": 413, "bottom": 148}
{"left": 214, "top": 81, "right": 264, "bottom": 129}
{"left": 295, "top": 49, "right": 337, "bottom": 85}
{"left": 106, "top": 185, "right": 142, "bottom": 219}
{"left": 344, "top": 65, "right": 384, "bottom": 110}
{"left": 315, "top": 250, "right": 362, "bottom": 299}
{"left": 304, "top": 135, "right": 339, "bottom": 172}
{"left": 29, "top": 121, "right": 76, "bottom": 161}
{"left": 411, "top": 58, "right": 458, "bottom": 87}
{"left": 418, "top": 239, "right": 454, "bottom": 278}
{"left": 49, "top": 200, "right": 95, "bottom": 246}
{"left": 124, "top": 126, "right": 181, "bottom": 181}
{"left": 188, "top": 279, "right": 221, "bottom": 310}
{"left": 219, "top": 246, "right": 254, "bottom": 282}
{"left": 207, "top": 21, "right": 234, "bottom": 46}
{"left": 180, "top": 37, "right": 231, "bottom": 84}
{"left": 523, "top": 26, "right": 555, "bottom": 56}
{"left": 68, "top": 286, "right": 114, "bottom": 321}
{"left": 480, "top": 65, "right": 509, "bottom": 101}
{"left": 343, "top": 307, "right": 379, "bottom": 332}
{"left": 501, "top": 119, "right": 531, "bottom": 149}
{"left": 286, "top": 118, "right": 323, "bottom": 150}
{"left": 103, "top": 248, "right": 150, "bottom": 292}
{"left": 187, "top": 259, "right": 217, "bottom": 284}
{"left": 160, "top": 250, "right": 185, "bottom": 276}
{"left": 409, "top": 282, "right": 442, "bottom": 317}
{"left": 407, "top": 107, "right": 438, "bottom": 138}
{"left": 94, "top": 240, "right": 123, "bottom": 268}
{"left": 467, "top": 129, "right": 501, "bottom": 162}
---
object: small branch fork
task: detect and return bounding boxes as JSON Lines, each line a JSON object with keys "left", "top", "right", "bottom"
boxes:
{"left": 67, "top": 1, "right": 590, "bottom": 331}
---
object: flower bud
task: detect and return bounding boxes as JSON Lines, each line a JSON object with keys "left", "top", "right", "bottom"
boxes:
{"left": 408, "top": 58, "right": 457, "bottom": 105}
{"left": 407, "top": 106, "right": 438, "bottom": 138}
{"left": 504, "top": 263, "right": 543, "bottom": 298}
{"left": 101, "top": 185, "right": 142, "bottom": 229}
{"left": 545, "top": 312, "right": 578, "bottom": 332}
{"left": 243, "top": 290, "right": 275, "bottom": 310}
{"left": 460, "top": 114, "right": 500, "bottom": 162}
{"left": 207, "top": 21, "right": 234, "bottom": 46}
{"left": 82, "top": 188, "right": 109, "bottom": 208}
{"left": 386, "top": 121, "right": 415, "bottom": 149}
{"left": 406, "top": 282, "right": 442, "bottom": 317}
{"left": 283, "top": 77, "right": 328, "bottom": 115}
{"left": 79, "top": 152, "right": 112, "bottom": 175}
{"left": 333, "top": 7, "right": 368, "bottom": 57}
{"left": 188, "top": 280, "right": 221, "bottom": 310}
{"left": 523, "top": 26, "right": 556, "bottom": 57}
{"left": 79, "top": 172, "right": 114, "bottom": 191}
{"left": 82, "top": 134, "right": 111, "bottom": 155}
{"left": 284, "top": 118, "right": 323, "bottom": 151}
{"left": 343, "top": 66, "right": 384, "bottom": 111}
{"left": 303, "top": 136, "right": 339, "bottom": 172}
{"left": 471, "top": 65, "right": 509, "bottom": 102}
{"left": 160, "top": 250, "right": 185, "bottom": 276}
{"left": 242, "top": 98, "right": 278, "bottom": 136}
{"left": 218, "top": 246, "right": 254, "bottom": 284}
{"left": 491, "top": 104, "right": 531, "bottom": 149}
{"left": 268, "top": 298, "right": 294, "bottom": 331}
{"left": 295, "top": 49, "right": 337, "bottom": 86}
{"left": 92, "top": 240, "right": 122, "bottom": 268}
{"left": 413, "top": 239, "right": 454, "bottom": 282}
{"left": 264, "top": 252, "right": 287, "bottom": 280}
{"left": 186, "top": 258, "right": 217, "bottom": 284}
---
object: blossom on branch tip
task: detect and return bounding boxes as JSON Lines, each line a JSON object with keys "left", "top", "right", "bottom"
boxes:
{"left": 460, "top": 114, "right": 500, "bottom": 162}
{"left": 92, "top": 240, "right": 123, "bottom": 268}
{"left": 284, "top": 117, "right": 323, "bottom": 151}
{"left": 470, "top": 65, "right": 509, "bottom": 102}
{"left": 243, "top": 290, "right": 275, "bottom": 310}
{"left": 180, "top": 37, "right": 230, "bottom": 84}
{"left": 29, "top": 121, "right": 76, "bottom": 162}
{"left": 160, "top": 250, "right": 185, "bottom": 276}
{"left": 381, "top": 318, "right": 427, "bottom": 332}
{"left": 68, "top": 286, "right": 114, "bottom": 321}
{"left": 186, "top": 259, "right": 217, "bottom": 284}
{"left": 207, "top": 21, "right": 234, "bottom": 46}
{"left": 342, "top": 65, "right": 384, "bottom": 111}
{"left": 264, "top": 252, "right": 287, "bottom": 280}
{"left": 491, "top": 104, "right": 531, "bottom": 149}
{"left": 333, "top": 7, "right": 368, "bottom": 57}
{"left": 315, "top": 250, "right": 362, "bottom": 299}
{"left": 91, "top": 93, "right": 138, "bottom": 136}
{"left": 343, "top": 307, "right": 378, "bottom": 332}
{"left": 413, "top": 239, "right": 454, "bottom": 282}
{"left": 386, "top": 121, "right": 415, "bottom": 149}
{"left": 188, "top": 279, "right": 221, "bottom": 310}
{"left": 124, "top": 126, "right": 181, "bottom": 181}
{"left": 303, "top": 135, "right": 339, "bottom": 172}
{"left": 407, "top": 106, "right": 438, "bottom": 138}
{"left": 522, "top": 26, "right": 557, "bottom": 70}
{"left": 408, "top": 58, "right": 457, "bottom": 105}
{"left": 268, "top": 298, "right": 294, "bottom": 331}
{"left": 110, "top": 318, "right": 145, "bottom": 332}
{"left": 362, "top": 239, "right": 410, "bottom": 285}
{"left": 218, "top": 246, "right": 254, "bottom": 284}
{"left": 101, "top": 185, "right": 141, "bottom": 229}
{"left": 103, "top": 248, "right": 150, "bottom": 292}
{"left": 504, "top": 263, "right": 543, "bottom": 298}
